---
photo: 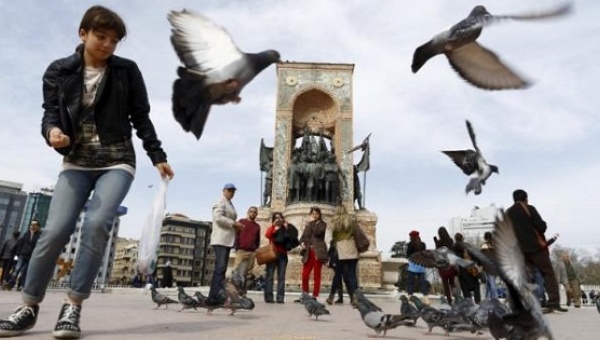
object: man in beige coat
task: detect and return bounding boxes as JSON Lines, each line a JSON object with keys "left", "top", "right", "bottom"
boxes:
{"left": 206, "top": 183, "right": 244, "bottom": 306}
{"left": 557, "top": 252, "right": 581, "bottom": 308}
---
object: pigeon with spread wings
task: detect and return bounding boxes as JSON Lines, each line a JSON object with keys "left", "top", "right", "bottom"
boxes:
{"left": 411, "top": 2, "right": 572, "bottom": 90}
{"left": 463, "top": 212, "right": 555, "bottom": 340}
{"left": 168, "top": 9, "right": 281, "bottom": 139}
{"left": 409, "top": 246, "right": 474, "bottom": 270}
{"left": 442, "top": 120, "right": 498, "bottom": 195}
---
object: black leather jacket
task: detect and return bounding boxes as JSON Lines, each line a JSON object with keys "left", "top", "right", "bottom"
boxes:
{"left": 41, "top": 51, "right": 167, "bottom": 165}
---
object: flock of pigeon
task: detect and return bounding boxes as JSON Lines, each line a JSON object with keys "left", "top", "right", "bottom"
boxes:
{"left": 148, "top": 211, "right": 600, "bottom": 339}
{"left": 156, "top": 2, "right": 585, "bottom": 339}
{"left": 150, "top": 277, "right": 255, "bottom": 316}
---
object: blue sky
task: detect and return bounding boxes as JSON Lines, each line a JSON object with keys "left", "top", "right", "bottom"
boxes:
{"left": 1, "top": 0, "right": 598, "bottom": 258}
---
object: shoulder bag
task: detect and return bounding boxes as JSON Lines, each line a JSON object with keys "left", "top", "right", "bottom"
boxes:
{"left": 256, "top": 243, "right": 278, "bottom": 265}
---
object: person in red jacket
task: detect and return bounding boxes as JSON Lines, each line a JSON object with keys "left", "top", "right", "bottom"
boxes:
{"left": 233, "top": 206, "right": 261, "bottom": 295}
{"left": 264, "top": 212, "right": 289, "bottom": 303}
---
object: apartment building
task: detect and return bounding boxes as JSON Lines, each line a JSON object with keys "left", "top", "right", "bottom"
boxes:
{"left": 110, "top": 238, "right": 139, "bottom": 285}
{"left": 156, "top": 214, "right": 213, "bottom": 287}
{"left": 0, "top": 180, "right": 27, "bottom": 246}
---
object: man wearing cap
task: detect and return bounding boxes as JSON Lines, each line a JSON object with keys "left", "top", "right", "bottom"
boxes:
{"left": 206, "top": 183, "right": 245, "bottom": 306}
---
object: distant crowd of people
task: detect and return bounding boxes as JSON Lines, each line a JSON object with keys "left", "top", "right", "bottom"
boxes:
{"left": 400, "top": 188, "right": 595, "bottom": 314}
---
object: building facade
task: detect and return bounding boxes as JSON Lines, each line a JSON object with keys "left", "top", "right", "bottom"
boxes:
{"left": 0, "top": 180, "right": 27, "bottom": 247}
{"left": 110, "top": 238, "right": 138, "bottom": 285}
{"left": 19, "top": 190, "right": 53, "bottom": 234}
{"left": 449, "top": 205, "right": 501, "bottom": 243}
{"left": 156, "top": 214, "right": 213, "bottom": 287}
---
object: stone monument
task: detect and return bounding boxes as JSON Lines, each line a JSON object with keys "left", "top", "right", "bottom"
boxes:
{"left": 256, "top": 62, "right": 381, "bottom": 290}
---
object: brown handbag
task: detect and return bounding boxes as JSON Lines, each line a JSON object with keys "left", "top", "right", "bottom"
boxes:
{"left": 256, "top": 243, "right": 278, "bottom": 265}
{"left": 353, "top": 226, "right": 370, "bottom": 253}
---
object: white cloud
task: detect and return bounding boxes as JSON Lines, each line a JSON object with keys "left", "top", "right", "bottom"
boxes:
{"left": 1, "top": 0, "right": 598, "bottom": 258}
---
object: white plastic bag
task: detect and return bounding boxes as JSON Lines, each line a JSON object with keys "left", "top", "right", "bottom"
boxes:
{"left": 137, "top": 177, "right": 169, "bottom": 275}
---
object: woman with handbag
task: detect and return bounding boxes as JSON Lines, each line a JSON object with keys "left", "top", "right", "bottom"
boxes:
{"left": 263, "top": 212, "right": 289, "bottom": 303}
{"left": 299, "top": 207, "right": 328, "bottom": 300}
{"left": 326, "top": 205, "right": 360, "bottom": 305}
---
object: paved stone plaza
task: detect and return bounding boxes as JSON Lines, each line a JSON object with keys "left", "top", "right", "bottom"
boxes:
{"left": 0, "top": 288, "right": 597, "bottom": 339}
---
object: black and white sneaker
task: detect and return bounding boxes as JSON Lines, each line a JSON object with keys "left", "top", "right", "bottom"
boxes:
{"left": 0, "top": 304, "right": 39, "bottom": 337}
{"left": 52, "top": 303, "right": 81, "bottom": 339}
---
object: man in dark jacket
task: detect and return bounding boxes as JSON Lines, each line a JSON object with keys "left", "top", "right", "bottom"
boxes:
{"left": 1, "top": 230, "right": 21, "bottom": 287}
{"left": 5, "top": 221, "right": 42, "bottom": 291}
{"left": 507, "top": 189, "right": 566, "bottom": 313}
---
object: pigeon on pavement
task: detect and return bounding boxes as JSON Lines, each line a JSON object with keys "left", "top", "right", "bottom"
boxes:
{"left": 463, "top": 211, "right": 555, "bottom": 340}
{"left": 220, "top": 280, "right": 255, "bottom": 315}
{"left": 409, "top": 295, "right": 464, "bottom": 335}
{"left": 412, "top": 2, "right": 572, "bottom": 90}
{"left": 150, "top": 286, "right": 178, "bottom": 309}
{"left": 177, "top": 286, "right": 200, "bottom": 312}
{"left": 299, "top": 292, "right": 330, "bottom": 321}
{"left": 168, "top": 9, "right": 281, "bottom": 139}
{"left": 485, "top": 298, "right": 513, "bottom": 340}
{"left": 442, "top": 120, "right": 498, "bottom": 195}
{"left": 399, "top": 295, "right": 420, "bottom": 326}
{"left": 354, "top": 299, "right": 413, "bottom": 338}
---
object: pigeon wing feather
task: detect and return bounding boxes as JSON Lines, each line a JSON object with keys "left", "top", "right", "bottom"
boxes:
{"left": 483, "top": 2, "right": 573, "bottom": 25}
{"left": 168, "top": 10, "right": 243, "bottom": 76}
{"left": 409, "top": 250, "right": 438, "bottom": 268}
{"left": 447, "top": 42, "right": 529, "bottom": 90}
{"left": 442, "top": 150, "right": 477, "bottom": 175}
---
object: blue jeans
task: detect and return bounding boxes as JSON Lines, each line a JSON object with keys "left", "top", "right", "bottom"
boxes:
{"left": 533, "top": 268, "right": 546, "bottom": 303}
{"left": 407, "top": 271, "right": 428, "bottom": 295}
{"left": 264, "top": 253, "right": 288, "bottom": 302}
{"left": 8, "top": 257, "right": 30, "bottom": 288}
{"left": 208, "top": 245, "right": 231, "bottom": 301}
{"left": 485, "top": 273, "right": 498, "bottom": 299}
{"left": 22, "top": 169, "right": 133, "bottom": 304}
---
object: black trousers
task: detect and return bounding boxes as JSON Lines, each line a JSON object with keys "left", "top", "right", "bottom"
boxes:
{"left": 1, "top": 259, "right": 16, "bottom": 283}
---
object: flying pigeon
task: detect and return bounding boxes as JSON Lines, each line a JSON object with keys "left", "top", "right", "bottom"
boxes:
{"left": 177, "top": 286, "right": 200, "bottom": 312}
{"left": 149, "top": 286, "right": 178, "bottom": 309}
{"left": 463, "top": 211, "right": 555, "bottom": 340}
{"left": 168, "top": 9, "right": 281, "bottom": 139}
{"left": 409, "top": 246, "right": 474, "bottom": 270}
{"left": 411, "top": 2, "right": 572, "bottom": 90}
{"left": 442, "top": 120, "right": 498, "bottom": 195}
{"left": 299, "top": 292, "right": 330, "bottom": 321}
